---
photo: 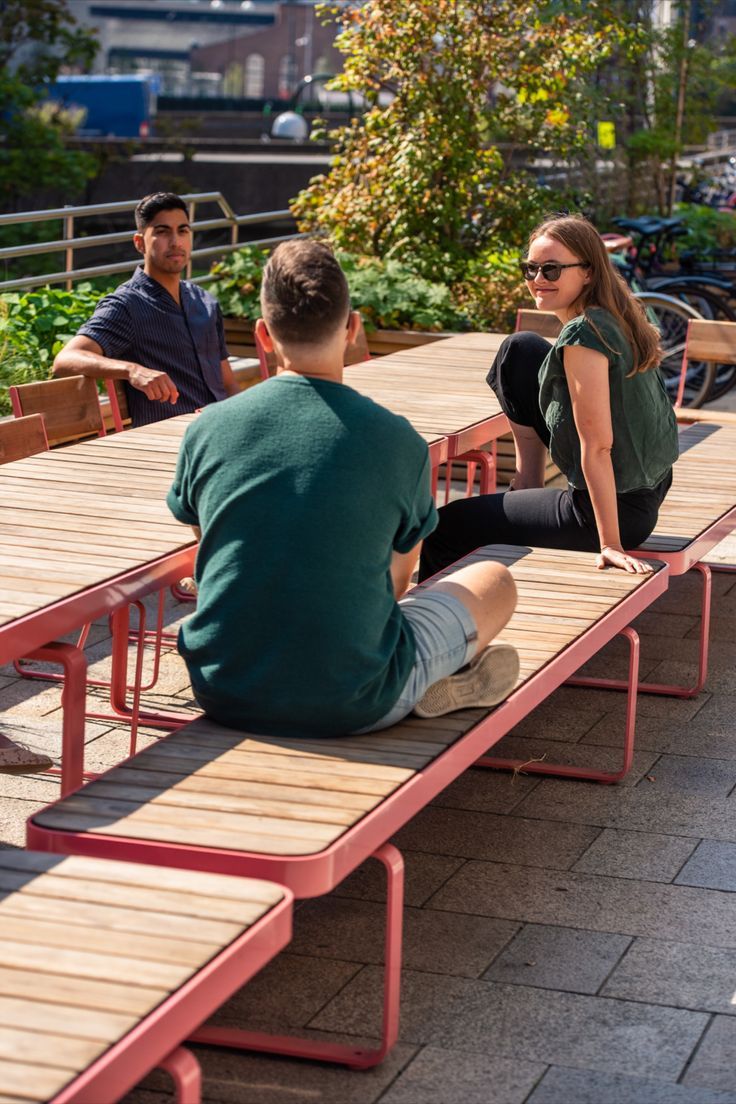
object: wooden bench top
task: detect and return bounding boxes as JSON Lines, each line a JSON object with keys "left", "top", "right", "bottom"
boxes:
{"left": 0, "top": 851, "right": 288, "bottom": 1103}
{"left": 30, "top": 546, "right": 667, "bottom": 889}
{"left": 639, "top": 422, "right": 736, "bottom": 560}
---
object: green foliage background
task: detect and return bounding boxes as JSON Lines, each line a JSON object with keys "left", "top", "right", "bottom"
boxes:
{"left": 0, "top": 284, "right": 106, "bottom": 415}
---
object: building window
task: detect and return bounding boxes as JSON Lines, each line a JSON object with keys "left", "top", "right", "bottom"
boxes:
{"left": 278, "top": 54, "right": 298, "bottom": 98}
{"left": 244, "top": 53, "right": 264, "bottom": 97}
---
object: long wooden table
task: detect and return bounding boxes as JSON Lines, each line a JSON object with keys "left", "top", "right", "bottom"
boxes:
{"left": 0, "top": 411, "right": 447, "bottom": 791}
{"left": 345, "top": 331, "right": 509, "bottom": 455}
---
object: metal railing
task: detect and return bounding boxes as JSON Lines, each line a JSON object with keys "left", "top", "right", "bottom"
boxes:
{"left": 0, "top": 193, "right": 297, "bottom": 292}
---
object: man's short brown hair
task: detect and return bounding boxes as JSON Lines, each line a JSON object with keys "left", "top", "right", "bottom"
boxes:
{"left": 261, "top": 240, "right": 350, "bottom": 345}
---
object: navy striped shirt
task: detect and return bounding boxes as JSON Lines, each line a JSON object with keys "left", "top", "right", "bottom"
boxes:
{"left": 79, "top": 266, "right": 228, "bottom": 427}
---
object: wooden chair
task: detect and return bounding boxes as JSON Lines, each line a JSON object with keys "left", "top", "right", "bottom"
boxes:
{"left": 9, "top": 376, "right": 105, "bottom": 447}
{"left": 0, "top": 413, "right": 48, "bottom": 462}
{"left": 675, "top": 319, "right": 736, "bottom": 409}
{"left": 254, "top": 314, "right": 372, "bottom": 381}
{"left": 515, "top": 307, "right": 562, "bottom": 340}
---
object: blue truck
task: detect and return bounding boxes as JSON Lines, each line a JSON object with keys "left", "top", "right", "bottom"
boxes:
{"left": 44, "top": 74, "right": 156, "bottom": 138}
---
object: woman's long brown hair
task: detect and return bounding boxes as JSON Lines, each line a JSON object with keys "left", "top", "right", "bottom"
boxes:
{"left": 529, "top": 215, "right": 662, "bottom": 374}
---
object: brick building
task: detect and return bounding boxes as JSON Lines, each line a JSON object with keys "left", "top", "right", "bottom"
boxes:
{"left": 191, "top": 3, "right": 343, "bottom": 101}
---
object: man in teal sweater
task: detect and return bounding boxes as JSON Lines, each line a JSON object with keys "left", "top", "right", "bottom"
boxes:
{"left": 167, "top": 240, "right": 518, "bottom": 737}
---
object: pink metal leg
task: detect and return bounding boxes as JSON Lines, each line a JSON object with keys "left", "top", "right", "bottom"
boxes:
{"left": 159, "top": 1046, "right": 202, "bottom": 1104}
{"left": 28, "top": 641, "right": 88, "bottom": 796}
{"left": 569, "top": 563, "right": 712, "bottom": 699}
{"left": 190, "top": 842, "right": 405, "bottom": 1069}
{"left": 87, "top": 604, "right": 197, "bottom": 731}
{"left": 476, "top": 626, "right": 640, "bottom": 784}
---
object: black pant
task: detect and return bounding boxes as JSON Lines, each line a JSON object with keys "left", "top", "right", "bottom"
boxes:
{"left": 419, "top": 332, "right": 672, "bottom": 580}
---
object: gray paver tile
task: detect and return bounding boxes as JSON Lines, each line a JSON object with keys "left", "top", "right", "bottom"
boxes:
{"left": 312, "top": 970, "right": 708, "bottom": 1080}
{"left": 333, "top": 851, "right": 465, "bottom": 907}
{"left": 379, "top": 1046, "right": 546, "bottom": 1104}
{"left": 478, "top": 738, "right": 658, "bottom": 785}
{"left": 544, "top": 683, "right": 709, "bottom": 721}
{"left": 581, "top": 712, "right": 683, "bottom": 752}
{"left": 676, "top": 841, "right": 736, "bottom": 891}
{"left": 427, "top": 861, "right": 736, "bottom": 946}
{"left": 602, "top": 938, "right": 736, "bottom": 1014}
{"left": 0, "top": 797, "right": 47, "bottom": 847}
{"left": 635, "top": 755, "right": 736, "bottom": 798}
{"left": 513, "top": 779, "right": 736, "bottom": 842}
{"left": 209, "top": 952, "right": 361, "bottom": 1031}
{"left": 572, "top": 828, "right": 698, "bottom": 881}
{"left": 393, "top": 808, "right": 597, "bottom": 868}
{"left": 290, "top": 898, "right": 518, "bottom": 978}
{"left": 123, "top": 1042, "right": 418, "bottom": 1104}
{"left": 687, "top": 615, "right": 736, "bottom": 643}
{"left": 631, "top": 609, "right": 699, "bottom": 638}
{"left": 688, "top": 694, "right": 736, "bottom": 731}
{"left": 664, "top": 725, "right": 736, "bottom": 762}
{"left": 683, "top": 1016, "right": 736, "bottom": 1092}
{"left": 505, "top": 702, "right": 604, "bottom": 743}
{"left": 483, "top": 924, "right": 631, "bottom": 993}
{"left": 430, "top": 768, "right": 539, "bottom": 814}
{"left": 528, "top": 1065, "right": 736, "bottom": 1103}
{"left": 647, "top": 659, "right": 736, "bottom": 695}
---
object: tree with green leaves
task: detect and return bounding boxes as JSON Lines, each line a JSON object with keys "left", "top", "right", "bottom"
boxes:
{"left": 0, "top": 0, "right": 98, "bottom": 209}
{"left": 292, "top": 0, "right": 644, "bottom": 285}
{"left": 621, "top": 0, "right": 736, "bottom": 215}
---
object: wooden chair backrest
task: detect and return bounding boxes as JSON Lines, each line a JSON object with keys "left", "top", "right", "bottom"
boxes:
{"left": 0, "top": 413, "right": 48, "bottom": 464}
{"left": 9, "top": 376, "right": 105, "bottom": 448}
{"left": 685, "top": 319, "right": 736, "bottom": 365}
{"left": 254, "top": 313, "right": 371, "bottom": 380}
{"left": 515, "top": 308, "right": 562, "bottom": 340}
{"left": 104, "top": 379, "right": 132, "bottom": 432}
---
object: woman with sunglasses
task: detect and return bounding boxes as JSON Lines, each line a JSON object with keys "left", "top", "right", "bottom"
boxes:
{"left": 419, "top": 214, "right": 678, "bottom": 580}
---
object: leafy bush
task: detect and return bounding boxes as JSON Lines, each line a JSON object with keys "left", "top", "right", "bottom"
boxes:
{"left": 205, "top": 246, "right": 271, "bottom": 320}
{"left": 452, "top": 249, "right": 529, "bottom": 334}
{"left": 206, "top": 245, "right": 470, "bottom": 333}
{"left": 338, "top": 253, "right": 469, "bottom": 332}
{"left": 672, "top": 203, "right": 736, "bottom": 255}
{"left": 0, "top": 283, "right": 108, "bottom": 416}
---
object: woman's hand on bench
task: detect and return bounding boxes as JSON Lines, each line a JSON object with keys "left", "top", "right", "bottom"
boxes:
{"left": 597, "top": 545, "right": 654, "bottom": 574}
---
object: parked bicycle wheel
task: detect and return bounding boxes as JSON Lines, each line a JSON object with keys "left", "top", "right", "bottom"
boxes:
{"left": 635, "top": 292, "right": 715, "bottom": 408}
{"left": 650, "top": 283, "right": 736, "bottom": 402}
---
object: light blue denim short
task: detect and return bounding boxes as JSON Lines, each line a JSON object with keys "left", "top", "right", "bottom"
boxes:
{"left": 351, "top": 590, "right": 479, "bottom": 734}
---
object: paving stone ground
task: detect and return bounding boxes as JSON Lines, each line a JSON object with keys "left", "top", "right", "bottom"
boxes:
{"left": 1, "top": 528, "right": 734, "bottom": 1103}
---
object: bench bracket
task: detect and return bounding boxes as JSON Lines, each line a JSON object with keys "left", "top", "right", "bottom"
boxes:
{"left": 189, "top": 842, "right": 404, "bottom": 1070}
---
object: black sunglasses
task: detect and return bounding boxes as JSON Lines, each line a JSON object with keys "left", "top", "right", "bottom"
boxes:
{"left": 519, "top": 261, "right": 590, "bottom": 282}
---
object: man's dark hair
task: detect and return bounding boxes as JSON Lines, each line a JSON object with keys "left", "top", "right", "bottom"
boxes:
{"left": 261, "top": 240, "right": 350, "bottom": 345}
{"left": 134, "top": 192, "right": 188, "bottom": 232}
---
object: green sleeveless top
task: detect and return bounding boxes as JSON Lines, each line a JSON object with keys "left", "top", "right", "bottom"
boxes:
{"left": 538, "top": 307, "right": 678, "bottom": 493}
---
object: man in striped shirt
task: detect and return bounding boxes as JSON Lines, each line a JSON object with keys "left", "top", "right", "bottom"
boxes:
{"left": 53, "top": 192, "right": 240, "bottom": 427}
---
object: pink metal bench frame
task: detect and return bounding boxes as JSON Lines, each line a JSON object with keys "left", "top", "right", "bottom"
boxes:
{"left": 48, "top": 889, "right": 293, "bottom": 1103}
{"left": 28, "top": 561, "right": 668, "bottom": 1071}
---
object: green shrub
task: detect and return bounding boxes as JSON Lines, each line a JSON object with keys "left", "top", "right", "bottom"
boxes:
{"left": 0, "top": 283, "right": 108, "bottom": 416}
{"left": 452, "top": 249, "right": 528, "bottom": 334}
{"left": 205, "top": 246, "right": 271, "bottom": 320}
{"left": 673, "top": 203, "right": 736, "bottom": 255}
{"left": 206, "top": 245, "right": 470, "bottom": 333}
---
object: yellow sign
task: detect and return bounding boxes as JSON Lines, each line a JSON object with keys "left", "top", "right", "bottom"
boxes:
{"left": 597, "top": 122, "right": 616, "bottom": 150}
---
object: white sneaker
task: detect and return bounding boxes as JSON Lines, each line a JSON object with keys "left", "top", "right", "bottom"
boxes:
{"left": 413, "top": 644, "right": 519, "bottom": 718}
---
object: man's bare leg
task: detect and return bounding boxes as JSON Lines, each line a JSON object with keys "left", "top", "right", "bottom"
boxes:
{"left": 414, "top": 559, "right": 519, "bottom": 717}
{"left": 425, "top": 559, "right": 517, "bottom": 654}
